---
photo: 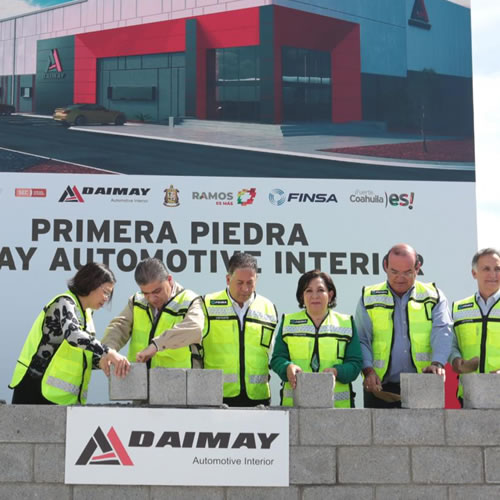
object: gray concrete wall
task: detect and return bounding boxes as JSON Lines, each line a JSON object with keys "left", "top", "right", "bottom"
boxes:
{"left": 1, "top": 404, "right": 499, "bottom": 499}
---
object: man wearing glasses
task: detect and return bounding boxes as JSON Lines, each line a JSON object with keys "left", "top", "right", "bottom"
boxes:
{"left": 101, "top": 258, "right": 203, "bottom": 370}
{"left": 356, "top": 243, "right": 452, "bottom": 408}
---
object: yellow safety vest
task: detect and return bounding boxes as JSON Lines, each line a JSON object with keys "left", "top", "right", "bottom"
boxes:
{"left": 281, "top": 310, "right": 354, "bottom": 408}
{"left": 363, "top": 281, "right": 438, "bottom": 382}
{"left": 128, "top": 288, "right": 199, "bottom": 368}
{"left": 10, "top": 292, "right": 94, "bottom": 405}
{"left": 202, "top": 290, "right": 278, "bottom": 401}
{"left": 453, "top": 295, "right": 500, "bottom": 398}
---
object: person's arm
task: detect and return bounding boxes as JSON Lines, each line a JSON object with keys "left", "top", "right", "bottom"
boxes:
{"left": 270, "top": 317, "right": 291, "bottom": 382}
{"left": 136, "top": 297, "right": 205, "bottom": 363}
{"left": 154, "top": 296, "right": 204, "bottom": 350}
{"left": 332, "top": 322, "right": 363, "bottom": 384}
{"left": 449, "top": 327, "right": 479, "bottom": 373}
{"left": 101, "top": 297, "right": 135, "bottom": 352}
{"left": 429, "top": 290, "right": 453, "bottom": 367}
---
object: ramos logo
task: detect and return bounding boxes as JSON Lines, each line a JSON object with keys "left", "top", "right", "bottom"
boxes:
{"left": 237, "top": 188, "right": 256, "bottom": 207}
{"left": 76, "top": 426, "right": 133, "bottom": 466}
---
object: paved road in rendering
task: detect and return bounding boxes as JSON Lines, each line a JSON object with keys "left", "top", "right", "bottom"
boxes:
{"left": 0, "top": 116, "right": 474, "bottom": 181}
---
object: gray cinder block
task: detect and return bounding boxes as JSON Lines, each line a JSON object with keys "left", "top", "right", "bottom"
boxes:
{"left": 149, "top": 368, "right": 187, "bottom": 406}
{"left": 187, "top": 369, "right": 223, "bottom": 406}
{"left": 294, "top": 372, "right": 334, "bottom": 408}
{"left": 109, "top": 363, "right": 147, "bottom": 401}
{"left": 400, "top": 373, "right": 444, "bottom": 409}
{"left": 462, "top": 373, "right": 500, "bottom": 409}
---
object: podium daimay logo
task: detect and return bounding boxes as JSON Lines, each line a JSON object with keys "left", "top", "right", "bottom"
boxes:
{"left": 59, "top": 186, "right": 84, "bottom": 203}
{"left": 76, "top": 426, "right": 133, "bottom": 466}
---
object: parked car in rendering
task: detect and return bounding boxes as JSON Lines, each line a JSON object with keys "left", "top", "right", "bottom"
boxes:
{"left": 53, "top": 103, "right": 126, "bottom": 126}
{"left": 0, "top": 103, "right": 15, "bottom": 115}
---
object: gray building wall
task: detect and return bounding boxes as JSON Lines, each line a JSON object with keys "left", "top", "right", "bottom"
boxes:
{"left": 1, "top": 405, "right": 499, "bottom": 499}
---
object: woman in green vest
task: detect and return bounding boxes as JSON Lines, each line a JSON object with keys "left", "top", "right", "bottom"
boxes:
{"left": 271, "top": 270, "right": 362, "bottom": 408}
{"left": 10, "top": 262, "right": 130, "bottom": 405}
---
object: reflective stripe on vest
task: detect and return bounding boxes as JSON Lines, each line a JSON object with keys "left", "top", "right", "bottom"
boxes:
{"left": 281, "top": 310, "right": 354, "bottom": 409}
{"left": 203, "top": 290, "right": 277, "bottom": 401}
{"left": 453, "top": 295, "right": 500, "bottom": 398}
{"left": 363, "top": 281, "right": 438, "bottom": 382}
{"left": 10, "top": 291, "right": 93, "bottom": 405}
{"left": 129, "top": 288, "right": 198, "bottom": 368}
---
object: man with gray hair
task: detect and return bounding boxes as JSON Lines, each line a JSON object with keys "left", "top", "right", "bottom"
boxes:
{"left": 101, "top": 258, "right": 203, "bottom": 369}
{"left": 450, "top": 248, "right": 500, "bottom": 404}
{"left": 357, "top": 243, "right": 452, "bottom": 408}
{"left": 202, "top": 252, "right": 278, "bottom": 407}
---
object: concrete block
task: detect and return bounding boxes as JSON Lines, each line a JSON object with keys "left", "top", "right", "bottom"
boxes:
{"left": 0, "top": 443, "right": 33, "bottom": 481}
{"left": 446, "top": 410, "right": 500, "bottom": 445}
{"left": 0, "top": 484, "right": 71, "bottom": 500}
{"left": 373, "top": 409, "right": 445, "bottom": 445}
{"left": 0, "top": 405, "right": 66, "bottom": 443}
{"left": 290, "top": 445, "right": 336, "bottom": 484}
{"left": 462, "top": 373, "right": 500, "bottom": 408}
{"left": 227, "top": 487, "right": 300, "bottom": 500}
{"left": 412, "top": 447, "right": 483, "bottom": 484}
{"left": 34, "top": 444, "right": 65, "bottom": 483}
{"left": 375, "top": 486, "right": 447, "bottom": 500}
{"left": 303, "top": 486, "right": 373, "bottom": 500}
{"left": 485, "top": 447, "right": 500, "bottom": 483}
{"left": 294, "top": 372, "right": 334, "bottom": 408}
{"left": 109, "top": 362, "right": 147, "bottom": 401}
{"left": 73, "top": 485, "right": 150, "bottom": 500}
{"left": 149, "top": 368, "right": 187, "bottom": 406}
{"left": 449, "top": 486, "right": 500, "bottom": 500}
{"left": 289, "top": 408, "right": 299, "bottom": 446}
{"left": 151, "top": 486, "right": 224, "bottom": 500}
{"left": 186, "top": 369, "right": 223, "bottom": 406}
{"left": 299, "top": 409, "right": 371, "bottom": 446}
{"left": 400, "top": 373, "right": 444, "bottom": 409}
{"left": 338, "top": 447, "right": 410, "bottom": 484}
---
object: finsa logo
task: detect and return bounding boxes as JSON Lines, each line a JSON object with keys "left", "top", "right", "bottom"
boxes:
{"left": 59, "top": 185, "right": 84, "bottom": 203}
{"left": 45, "top": 49, "right": 66, "bottom": 79}
{"left": 76, "top": 426, "right": 133, "bottom": 466}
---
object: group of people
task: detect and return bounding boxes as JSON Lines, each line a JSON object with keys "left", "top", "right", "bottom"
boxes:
{"left": 9, "top": 243, "right": 500, "bottom": 409}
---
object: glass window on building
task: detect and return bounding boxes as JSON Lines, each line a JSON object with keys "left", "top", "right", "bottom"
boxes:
{"left": 282, "top": 46, "right": 331, "bottom": 122}
{"left": 207, "top": 46, "right": 260, "bottom": 122}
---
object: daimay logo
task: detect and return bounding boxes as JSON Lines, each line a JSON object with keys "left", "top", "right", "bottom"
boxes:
{"left": 44, "top": 49, "right": 66, "bottom": 79}
{"left": 59, "top": 186, "right": 150, "bottom": 203}
{"left": 76, "top": 427, "right": 133, "bottom": 466}
{"left": 268, "top": 188, "right": 337, "bottom": 205}
{"left": 409, "top": 0, "right": 431, "bottom": 29}
{"left": 237, "top": 188, "right": 256, "bottom": 206}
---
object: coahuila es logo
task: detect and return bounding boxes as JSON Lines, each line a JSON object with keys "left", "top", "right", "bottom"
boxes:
{"left": 76, "top": 427, "right": 133, "bottom": 466}
{"left": 45, "top": 48, "right": 66, "bottom": 79}
{"left": 349, "top": 190, "right": 415, "bottom": 210}
{"left": 268, "top": 188, "right": 337, "bottom": 206}
{"left": 59, "top": 186, "right": 151, "bottom": 203}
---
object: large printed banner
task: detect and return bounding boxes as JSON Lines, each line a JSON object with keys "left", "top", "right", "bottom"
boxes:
{"left": 65, "top": 407, "right": 289, "bottom": 486}
{"left": 0, "top": 173, "right": 477, "bottom": 404}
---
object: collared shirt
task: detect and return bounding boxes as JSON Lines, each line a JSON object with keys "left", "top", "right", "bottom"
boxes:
{"left": 227, "top": 288, "right": 256, "bottom": 329}
{"left": 356, "top": 281, "right": 453, "bottom": 383}
{"left": 449, "top": 288, "right": 500, "bottom": 362}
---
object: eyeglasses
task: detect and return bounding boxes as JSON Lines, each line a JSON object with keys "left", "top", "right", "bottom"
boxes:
{"left": 388, "top": 269, "right": 416, "bottom": 278}
{"left": 101, "top": 286, "right": 113, "bottom": 299}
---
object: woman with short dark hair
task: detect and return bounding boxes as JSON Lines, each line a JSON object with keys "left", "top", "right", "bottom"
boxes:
{"left": 10, "top": 263, "right": 129, "bottom": 405}
{"left": 271, "top": 270, "right": 362, "bottom": 408}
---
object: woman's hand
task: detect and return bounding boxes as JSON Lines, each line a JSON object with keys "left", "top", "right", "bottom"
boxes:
{"left": 286, "top": 363, "right": 302, "bottom": 389}
{"left": 100, "top": 349, "right": 130, "bottom": 378}
{"left": 322, "top": 367, "right": 338, "bottom": 377}
{"left": 136, "top": 343, "right": 158, "bottom": 363}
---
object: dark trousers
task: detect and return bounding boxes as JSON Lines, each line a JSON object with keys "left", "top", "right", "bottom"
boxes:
{"left": 363, "top": 381, "right": 402, "bottom": 409}
{"left": 11, "top": 373, "right": 54, "bottom": 405}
